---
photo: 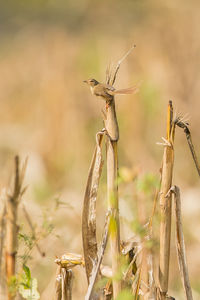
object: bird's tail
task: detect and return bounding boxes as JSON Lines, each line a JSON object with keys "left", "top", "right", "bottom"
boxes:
{"left": 113, "top": 86, "right": 139, "bottom": 95}
{"left": 110, "top": 81, "right": 142, "bottom": 95}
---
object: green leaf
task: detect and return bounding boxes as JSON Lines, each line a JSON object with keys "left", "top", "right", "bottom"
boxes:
{"left": 22, "top": 264, "right": 31, "bottom": 288}
{"left": 23, "top": 265, "right": 31, "bottom": 280}
{"left": 19, "top": 278, "right": 40, "bottom": 300}
{"left": 18, "top": 265, "right": 40, "bottom": 299}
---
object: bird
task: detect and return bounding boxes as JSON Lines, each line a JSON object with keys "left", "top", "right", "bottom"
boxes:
{"left": 83, "top": 78, "right": 139, "bottom": 102}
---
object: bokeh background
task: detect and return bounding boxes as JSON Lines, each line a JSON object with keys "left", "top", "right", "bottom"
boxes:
{"left": 0, "top": 0, "right": 200, "bottom": 298}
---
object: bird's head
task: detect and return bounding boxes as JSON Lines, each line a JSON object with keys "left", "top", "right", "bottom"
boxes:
{"left": 83, "top": 78, "right": 99, "bottom": 87}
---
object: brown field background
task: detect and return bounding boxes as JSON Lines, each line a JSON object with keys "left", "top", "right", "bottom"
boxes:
{"left": 0, "top": 0, "right": 200, "bottom": 298}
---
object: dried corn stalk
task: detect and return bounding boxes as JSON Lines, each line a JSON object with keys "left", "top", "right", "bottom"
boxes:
{"left": 159, "top": 101, "right": 175, "bottom": 298}
{"left": 168, "top": 186, "right": 193, "bottom": 300}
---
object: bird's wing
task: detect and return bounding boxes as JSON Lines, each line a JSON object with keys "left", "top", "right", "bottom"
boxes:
{"left": 103, "top": 83, "right": 115, "bottom": 91}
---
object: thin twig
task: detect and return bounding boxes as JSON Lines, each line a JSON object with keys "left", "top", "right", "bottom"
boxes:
{"left": 106, "top": 62, "right": 112, "bottom": 85}
{"left": 111, "top": 45, "right": 136, "bottom": 86}
{"left": 22, "top": 204, "right": 45, "bottom": 257}
{"left": 123, "top": 247, "right": 142, "bottom": 281}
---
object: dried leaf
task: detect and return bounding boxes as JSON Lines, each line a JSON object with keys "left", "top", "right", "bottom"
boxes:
{"left": 82, "top": 130, "right": 104, "bottom": 282}
{"left": 85, "top": 213, "right": 110, "bottom": 300}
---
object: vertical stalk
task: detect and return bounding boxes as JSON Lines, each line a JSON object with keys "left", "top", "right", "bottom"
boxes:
{"left": 62, "top": 269, "right": 73, "bottom": 300}
{"left": 159, "top": 101, "right": 175, "bottom": 298}
{"left": 105, "top": 99, "right": 121, "bottom": 298}
{"left": 6, "top": 198, "right": 18, "bottom": 300}
{"left": 0, "top": 204, "right": 6, "bottom": 287}
{"left": 54, "top": 266, "right": 62, "bottom": 300}
{"left": 6, "top": 158, "right": 20, "bottom": 300}
{"left": 165, "top": 186, "right": 193, "bottom": 300}
{"left": 173, "top": 186, "right": 193, "bottom": 300}
{"left": 5, "top": 156, "right": 27, "bottom": 300}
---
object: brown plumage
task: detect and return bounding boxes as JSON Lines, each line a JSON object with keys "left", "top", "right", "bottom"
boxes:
{"left": 83, "top": 78, "right": 139, "bottom": 101}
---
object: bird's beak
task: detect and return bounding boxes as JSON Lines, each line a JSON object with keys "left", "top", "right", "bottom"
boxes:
{"left": 83, "top": 80, "right": 88, "bottom": 84}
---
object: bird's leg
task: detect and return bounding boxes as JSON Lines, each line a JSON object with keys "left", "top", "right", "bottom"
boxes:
{"left": 106, "top": 101, "right": 109, "bottom": 110}
{"left": 106, "top": 100, "right": 112, "bottom": 110}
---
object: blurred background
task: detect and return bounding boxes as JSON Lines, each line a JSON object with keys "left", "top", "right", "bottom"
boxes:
{"left": 0, "top": 0, "right": 200, "bottom": 298}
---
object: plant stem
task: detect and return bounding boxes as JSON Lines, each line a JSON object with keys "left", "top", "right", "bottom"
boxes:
{"left": 0, "top": 204, "right": 6, "bottom": 287}
{"left": 5, "top": 156, "right": 27, "bottom": 300}
{"left": 159, "top": 101, "right": 175, "bottom": 298}
{"left": 54, "top": 266, "right": 62, "bottom": 300}
{"left": 106, "top": 99, "right": 121, "bottom": 298}
{"left": 169, "top": 186, "right": 193, "bottom": 300}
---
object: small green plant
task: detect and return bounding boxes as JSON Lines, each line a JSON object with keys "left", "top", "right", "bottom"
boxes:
{"left": 8, "top": 265, "right": 40, "bottom": 300}
{"left": 116, "top": 289, "right": 134, "bottom": 300}
{"left": 136, "top": 173, "right": 159, "bottom": 195}
{"left": 18, "top": 265, "right": 40, "bottom": 300}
